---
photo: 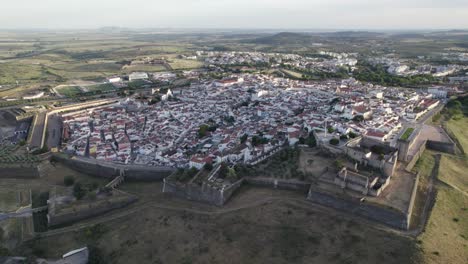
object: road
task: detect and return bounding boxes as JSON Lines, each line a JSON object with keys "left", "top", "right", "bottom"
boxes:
{"left": 29, "top": 112, "right": 46, "bottom": 148}
{"left": 45, "top": 114, "right": 62, "bottom": 149}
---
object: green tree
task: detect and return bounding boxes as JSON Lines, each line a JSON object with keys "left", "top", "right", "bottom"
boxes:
{"left": 64, "top": 175, "right": 75, "bottom": 186}
{"left": 73, "top": 182, "right": 86, "bottom": 200}
{"left": 240, "top": 134, "right": 248, "bottom": 144}
{"left": 198, "top": 124, "right": 209, "bottom": 138}
{"left": 329, "top": 138, "right": 339, "bottom": 145}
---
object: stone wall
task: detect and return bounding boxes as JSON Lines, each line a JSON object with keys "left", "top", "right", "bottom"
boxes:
{"left": 0, "top": 166, "right": 39, "bottom": 179}
{"left": 307, "top": 189, "right": 409, "bottom": 230}
{"left": 47, "top": 195, "right": 137, "bottom": 227}
{"left": 397, "top": 127, "right": 421, "bottom": 162}
{"left": 426, "top": 140, "right": 456, "bottom": 154}
{"left": 52, "top": 154, "right": 174, "bottom": 181}
{"left": 405, "top": 172, "right": 420, "bottom": 228}
{"left": 405, "top": 142, "right": 426, "bottom": 172}
{"left": 163, "top": 178, "right": 244, "bottom": 206}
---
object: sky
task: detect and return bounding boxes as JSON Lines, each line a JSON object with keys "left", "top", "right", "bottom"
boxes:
{"left": 2, "top": 0, "right": 468, "bottom": 30}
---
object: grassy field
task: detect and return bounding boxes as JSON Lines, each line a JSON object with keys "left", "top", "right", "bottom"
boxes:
{"left": 121, "top": 64, "right": 167, "bottom": 73}
{"left": 54, "top": 86, "right": 82, "bottom": 97}
{"left": 0, "top": 63, "right": 44, "bottom": 85}
{"left": 281, "top": 69, "right": 304, "bottom": 79}
{"left": 417, "top": 154, "right": 468, "bottom": 264}
{"left": 446, "top": 117, "right": 468, "bottom": 154}
{"left": 84, "top": 83, "right": 116, "bottom": 93}
{"left": 17, "top": 187, "right": 421, "bottom": 264}
{"left": 168, "top": 59, "right": 203, "bottom": 70}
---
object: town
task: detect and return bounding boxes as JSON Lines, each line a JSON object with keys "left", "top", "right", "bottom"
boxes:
{"left": 0, "top": 28, "right": 467, "bottom": 264}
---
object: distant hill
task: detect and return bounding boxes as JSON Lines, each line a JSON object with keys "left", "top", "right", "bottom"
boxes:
{"left": 247, "top": 32, "right": 319, "bottom": 45}
{"left": 322, "top": 31, "right": 385, "bottom": 38}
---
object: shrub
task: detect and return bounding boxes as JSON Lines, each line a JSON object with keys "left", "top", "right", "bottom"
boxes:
{"left": 73, "top": 182, "right": 86, "bottom": 200}
{"left": 203, "top": 163, "right": 213, "bottom": 171}
{"left": 353, "top": 115, "right": 364, "bottom": 122}
{"left": 64, "top": 175, "right": 75, "bottom": 186}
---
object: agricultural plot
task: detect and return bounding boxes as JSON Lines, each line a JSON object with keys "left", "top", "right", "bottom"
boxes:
{"left": 121, "top": 64, "right": 167, "bottom": 73}
{"left": 83, "top": 83, "right": 116, "bottom": 93}
{"left": 168, "top": 59, "right": 203, "bottom": 70}
{"left": 0, "top": 145, "right": 40, "bottom": 164}
{"left": 0, "top": 63, "right": 44, "bottom": 85}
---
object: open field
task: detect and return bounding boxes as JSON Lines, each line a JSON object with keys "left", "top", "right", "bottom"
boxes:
{"left": 17, "top": 186, "right": 421, "bottom": 264}
{"left": 446, "top": 117, "right": 468, "bottom": 154}
{"left": 54, "top": 86, "right": 82, "bottom": 97}
{"left": 417, "top": 154, "right": 468, "bottom": 264}
{"left": 83, "top": 83, "right": 116, "bottom": 93}
{"left": 121, "top": 64, "right": 167, "bottom": 73}
{"left": 168, "top": 59, "right": 204, "bottom": 70}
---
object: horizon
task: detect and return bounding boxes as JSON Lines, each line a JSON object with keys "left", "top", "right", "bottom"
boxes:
{"left": 2, "top": 0, "right": 468, "bottom": 30}
{"left": 1, "top": 27, "right": 468, "bottom": 34}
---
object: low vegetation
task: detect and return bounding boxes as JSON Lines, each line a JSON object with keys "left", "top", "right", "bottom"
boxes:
{"left": 400, "top": 127, "right": 415, "bottom": 141}
{"left": 354, "top": 62, "right": 438, "bottom": 87}
{"left": 417, "top": 155, "right": 468, "bottom": 264}
{"left": 236, "top": 148, "right": 304, "bottom": 180}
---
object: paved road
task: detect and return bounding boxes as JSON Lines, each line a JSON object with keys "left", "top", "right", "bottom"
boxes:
{"left": 29, "top": 112, "right": 46, "bottom": 148}
{"left": 46, "top": 114, "right": 62, "bottom": 149}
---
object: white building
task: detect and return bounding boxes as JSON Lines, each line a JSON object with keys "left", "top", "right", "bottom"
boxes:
{"left": 23, "top": 91, "right": 45, "bottom": 100}
{"left": 427, "top": 88, "right": 448, "bottom": 99}
{"left": 129, "top": 72, "right": 149, "bottom": 81}
{"left": 107, "top": 77, "right": 122, "bottom": 83}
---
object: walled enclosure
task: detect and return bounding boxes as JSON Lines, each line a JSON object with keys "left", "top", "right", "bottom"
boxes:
{"left": 52, "top": 154, "right": 174, "bottom": 181}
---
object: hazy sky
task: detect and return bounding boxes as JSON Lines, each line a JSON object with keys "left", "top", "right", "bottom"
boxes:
{"left": 2, "top": 0, "right": 468, "bottom": 30}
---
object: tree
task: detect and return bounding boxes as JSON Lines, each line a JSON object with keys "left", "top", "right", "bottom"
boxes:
{"left": 353, "top": 115, "right": 364, "bottom": 122}
{"left": 240, "top": 134, "right": 248, "bottom": 144}
{"left": 203, "top": 163, "right": 213, "bottom": 171}
{"left": 64, "top": 175, "right": 75, "bottom": 186}
{"left": 329, "top": 138, "right": 339, "bottom": 145}
{"left": 198, "top": 124, "right": 209, "bottom": 138}
{"left": 334, "top": 159, "right": 344, "bottom": 168}
{"left": 226, "top": 167, "right": 238, "bottom": 182}
{"left": 218, "top": 163, "right": 229, "bottom": 178}
{"left": 73, "top": 182, "right": 86, "bottom": 200}
{"left": 348, "top": 132, "right": 357, "bottom": 138}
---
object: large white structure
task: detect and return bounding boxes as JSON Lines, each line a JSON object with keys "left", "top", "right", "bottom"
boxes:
{"left": 129, "top": 72, "right": 149, "bottom": 81}
{"left": 23, "top": 91, "right": 45, "bottom": 100}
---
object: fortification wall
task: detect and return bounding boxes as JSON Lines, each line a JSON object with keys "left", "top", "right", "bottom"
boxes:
{"left": 307, "top": 190, "right": 409, "bottom": 230}
{"left": 163, "top": 179, "right": 244, "bottom": 206}
{"left": 406, "top": 172, "right": 420, "bottom": 228}
{"left": 426, "top": 140, "right": 456, "bottom": 154}
{"left": 405, "top": 142, "right": 426, "bottom": 172}
{"left": 52, "top": 154, "right": 174, "bottom": 181}
{"left": 47, "top": 195, "right": 137, "bottom": 227}
{"left": 0, "top": 166, "right": 39, "bottom": 179}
